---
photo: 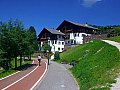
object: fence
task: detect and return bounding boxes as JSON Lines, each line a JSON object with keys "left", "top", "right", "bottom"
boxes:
{"left": 83, "top": 34, "right": 108, "bottom": 43}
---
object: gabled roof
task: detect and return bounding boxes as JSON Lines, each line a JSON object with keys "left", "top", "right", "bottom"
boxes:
{"left": 57, "top": 20, "right": 98, "bottom": 30}
{"left": 38, "top": 28, "right": 65, "bottom": 38}
{"left": 45, "top": 28, "right": 65, "bottom": 35}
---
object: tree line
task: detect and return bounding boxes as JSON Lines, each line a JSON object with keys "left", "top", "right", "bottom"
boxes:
{"left": 90, "top": 24, "right": 120, "bottom": 36}
{"left": 0, "top": 19, "right": 38, "bottom": 70}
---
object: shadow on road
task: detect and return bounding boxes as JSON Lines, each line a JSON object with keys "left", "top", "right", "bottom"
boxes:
{"left": 15, "top": 64, "right": 37, "bottom": 71}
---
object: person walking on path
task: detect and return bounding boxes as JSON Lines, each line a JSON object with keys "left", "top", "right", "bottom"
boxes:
{"left": 38, "top": 55, "right": 41, "bottom": 66}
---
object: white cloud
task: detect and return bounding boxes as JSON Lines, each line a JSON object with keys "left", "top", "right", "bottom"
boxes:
{"left": 82, "top": 0, "right": 102, "bottom": 7}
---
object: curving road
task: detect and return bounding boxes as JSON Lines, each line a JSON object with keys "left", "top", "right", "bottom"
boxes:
{"left": 34, "top": 60, "right": 79, "bottom": 90}
{"left": 0, "top": 59, "right": 47, "bottom": 90}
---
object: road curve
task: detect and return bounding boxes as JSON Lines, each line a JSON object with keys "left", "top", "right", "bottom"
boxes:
{"left": 0, "top": 59, "right": 47, "bottom": 90}
{"left": 34, "top": 61, "right": 79, "bottom": 90}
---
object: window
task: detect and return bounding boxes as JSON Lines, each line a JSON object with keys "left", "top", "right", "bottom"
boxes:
{"left": 42, "top": 34, "right": 45, "bottom": 38}
{"left": 68, "top": 41, "right": 70, "bottom": 44}
{"left": 65, "top": 41, "right": 67, "bottom": 44}
{"left": 58, "top": 42, "right": 60, "bottom": 45}
{"left": 55, "top": 41, "right": 57, "bottom": 44}
{"left": 74, "top": 34, "right": 76, "bottom": 37}
{"left": 62, "top": 48, "right": 64, "bottom": 51}
{"left": 52, "top": 41, "right": 54, "bottom": 44}
{"left": 62, "top": 42, "right": 64, "bottom": 45}
{"left": 58, "top": 48, "right": 60, "bottom": 51}
{"left": 71, "top": 40, "right": 73, "bottom": 44}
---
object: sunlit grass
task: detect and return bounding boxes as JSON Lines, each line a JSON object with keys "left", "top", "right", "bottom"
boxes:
{"left": 60, "top": 40, "right": 120, "bottom": 90}
{"left": 106, "top": 36, "right": 120, "bottom": 42}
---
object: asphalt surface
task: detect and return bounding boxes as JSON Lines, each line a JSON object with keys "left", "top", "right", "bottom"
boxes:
{"left": 34, "top": 60, "right": 79, "bottom": 90}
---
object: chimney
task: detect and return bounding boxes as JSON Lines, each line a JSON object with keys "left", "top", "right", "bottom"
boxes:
{"left": 85, "top": 22, "right": 88, "bottom": 26}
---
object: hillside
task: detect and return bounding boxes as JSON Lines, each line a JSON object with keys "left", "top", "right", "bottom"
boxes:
{"left": 60, "top": 40, "right": 120, "bottom": 90}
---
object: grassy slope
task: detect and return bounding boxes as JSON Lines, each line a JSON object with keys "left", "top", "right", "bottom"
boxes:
{"left": 106, "top": 36, "right": 120, "bottom": 42}
{"left": 60, "top": 40, "right": 120, "bottom": 90}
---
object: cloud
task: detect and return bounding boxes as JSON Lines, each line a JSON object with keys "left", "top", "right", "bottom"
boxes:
{"left": 82, "top": 0, "right": 102, "bottom": 7}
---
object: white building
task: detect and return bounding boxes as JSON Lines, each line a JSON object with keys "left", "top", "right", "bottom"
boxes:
{"left": 38, "top": 28, "right": 65, "bottom": 53}
{"left": 38, "top": 20, "right": 98, "bottom": 53}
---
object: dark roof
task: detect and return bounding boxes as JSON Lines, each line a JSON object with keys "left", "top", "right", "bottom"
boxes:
{"left": 57, "top": 20, "right": 98, "bottom": 30}
{"left": 45, "top": 28, "right": 65, "bottom": 35}
{"left": 67, "top": 20, "right": 98, "bottom": 29}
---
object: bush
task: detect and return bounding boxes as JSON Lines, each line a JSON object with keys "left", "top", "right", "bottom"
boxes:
{"left": 54, "top": 52, "right": 60, "bottom": 61}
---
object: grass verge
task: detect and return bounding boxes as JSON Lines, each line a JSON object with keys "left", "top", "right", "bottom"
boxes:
{"left": 0, "top": 59, "right": 32, "bottom": 78}
{"left": 106, "top": 36, "right": 120, "bottom": 42}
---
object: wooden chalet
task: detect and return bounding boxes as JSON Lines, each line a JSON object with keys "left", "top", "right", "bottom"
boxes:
{"left": 56, "top": 20, "right": 99, "bottom": 45}
{"left": 57, "top": 20, "right": 98, "bottom": 40}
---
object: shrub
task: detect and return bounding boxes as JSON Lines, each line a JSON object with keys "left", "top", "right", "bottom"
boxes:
{"left": 54, "top": 51, "right": 60, "bottom": 61}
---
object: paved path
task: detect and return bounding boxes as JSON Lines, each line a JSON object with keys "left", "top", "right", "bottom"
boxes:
{"left": 102, "top": 40, "right": 120, "bottom": 90}
{"left": 0, "top": 58, "right": 47, "bottom": 90}
{"left": 34, "top": 60, "right": 79, "bottom": 90}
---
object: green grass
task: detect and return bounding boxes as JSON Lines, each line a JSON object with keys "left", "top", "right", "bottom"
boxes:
{"left": 106, "top": 36, "right": 120, "bottom": 42}
{"left": 31, "top": 55, "right": 38, "bottom": 58}
{"left": 0, "top": 59, "right": 32, "bottom": 78}
{"left": 60, "top": 40, "right": 120, "bottom": 90}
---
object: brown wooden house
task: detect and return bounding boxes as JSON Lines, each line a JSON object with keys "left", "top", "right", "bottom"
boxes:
{"left": 57, "top": 20, "right": 98, "bottom": 39}
{"left": 56, "top": 20, "right": 98, "bottom": 45}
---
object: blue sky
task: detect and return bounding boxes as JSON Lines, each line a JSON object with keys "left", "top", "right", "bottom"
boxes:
{"left": 0, "top": 0, "right": 120, "bottom": 35}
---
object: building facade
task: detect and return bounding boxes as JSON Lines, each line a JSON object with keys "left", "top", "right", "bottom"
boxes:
{"left": 38, "top": 20, "right": 99, "bottom": 53}
{"left": 38, "top": 28, "right": 65, "bottom": 53}
{"left": 57, "top": 20, "right": 98, "bottom": 45}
